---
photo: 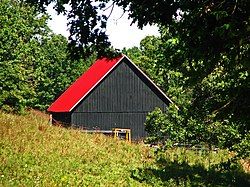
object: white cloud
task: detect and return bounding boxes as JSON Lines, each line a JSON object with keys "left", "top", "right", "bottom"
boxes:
{"left": 47, "top": 5, "right": 69, "bottom": 37}
{"left": 47, "top": 4, "right": 159, "bottom": 49}
{"left": 106, "top": 5, "right": 159, "bottom": 49}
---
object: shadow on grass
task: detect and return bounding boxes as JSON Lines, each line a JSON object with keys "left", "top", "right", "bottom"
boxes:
{"left": 131, "top": 157, "right": 250, "bottom": 186}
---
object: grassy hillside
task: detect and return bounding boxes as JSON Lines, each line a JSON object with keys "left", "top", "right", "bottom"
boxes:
{"left": 0, "top": 111, "right": 153, "bottom": 186}
{"left": 0, "top": 111, "right": 249, "bottom": 186}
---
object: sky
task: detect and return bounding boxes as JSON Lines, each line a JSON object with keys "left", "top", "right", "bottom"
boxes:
{"left": 47, "top": 4, "right": 159, "bottom": 49}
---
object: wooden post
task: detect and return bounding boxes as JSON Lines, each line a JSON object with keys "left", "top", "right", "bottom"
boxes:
{"left": 49, "top": 114, "right": 52, "bottom": 125}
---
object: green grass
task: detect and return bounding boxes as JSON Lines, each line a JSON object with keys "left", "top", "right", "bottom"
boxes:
{"left": 0, "top": 110, "right": 249, "bottom": 186}
{"left": 132, "top": 148, "right": 250, "bottom": 186}
{"left": 0, "top": 111, "right": 153, "bottom": 186}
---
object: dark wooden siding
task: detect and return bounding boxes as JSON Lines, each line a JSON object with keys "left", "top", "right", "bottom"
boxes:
{"left": 71, "top": 58, "right": 169, "bottom": 139}
{"left": 73, "top": 59, "right": 168, "bottom": 113}
{"left": 52, "top": 112, "right": 71, "bottom": 126}
{"left": 71, "top": 113, "right": 147, "bottom": 139}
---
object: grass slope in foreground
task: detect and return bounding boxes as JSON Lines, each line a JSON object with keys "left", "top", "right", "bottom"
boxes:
{"left": 0, "top": 111, "right": 249, "bottom": 186}
{"left": 0, "top": 111, "right": 153, "bottom": 186}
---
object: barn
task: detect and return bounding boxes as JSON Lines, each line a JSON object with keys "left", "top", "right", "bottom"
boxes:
{"left": 48, "top": 55, "right": 173, "bottom": 140}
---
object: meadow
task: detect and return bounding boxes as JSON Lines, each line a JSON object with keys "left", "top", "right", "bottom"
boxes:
{"left": 0, "top": 111, "right": 249, "bottom": 186}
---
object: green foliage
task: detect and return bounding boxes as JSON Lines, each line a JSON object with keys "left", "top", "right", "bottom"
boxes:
{"left": 0, "top": 0, "right": 48, "bottom": 113}
{"left": 233, "top": 132, "right": 250, "bottom": 158}
{"left": 32, "top": 34, "right": 93, "bottom": 110}
{"left": 125, "top": 29, "right": 249, "bottom": 158}
{"left": 145, "top": 106, "right": 186, "bottom": 147}
{"left": 26, "top": 0, "right": 249, "bottom": 63}
{"left": 0, "top": 0, "right": 93, "bottom": 112}
{"left": 27, "top": 0, "right": 121, "bottom": 59}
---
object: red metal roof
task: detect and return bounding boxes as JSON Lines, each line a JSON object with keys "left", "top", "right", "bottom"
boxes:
{"left": 47, "top": 55, "right": 123, "bottom": 112}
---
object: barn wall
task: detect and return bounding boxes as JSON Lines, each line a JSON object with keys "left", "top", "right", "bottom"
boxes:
{"left": 71, "top": 113, "right": 147, "bottom": 139}
{"left": 74, "top": 59, "right": 168, "bottom": 113}
{"left": 52, "top": 112, "right": 71, "bottom": 126}
{"left": 71, "top": 59, "right": 169, "bottom": 139}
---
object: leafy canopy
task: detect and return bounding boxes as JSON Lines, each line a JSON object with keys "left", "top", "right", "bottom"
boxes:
{"left": 124, "top": 28, "right": 249, "bottom": 158}
{"left": 26, "top": 0, "right": 249, "bottom": 62}
{"left": 0, "top": 0, "right": 92, "bottom": 112}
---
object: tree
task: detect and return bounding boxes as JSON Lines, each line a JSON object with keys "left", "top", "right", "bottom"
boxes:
{"left": 0, "top": 0, "right": 93, "bottom": 112}
{"left": 0, "top": 0, "right": 50, "bottom": 113}
{"left": 32, "top": 34, "right": 93, "bottom": 110}
{"left": 126, "top": 28, "right": 249, "bottom": 157}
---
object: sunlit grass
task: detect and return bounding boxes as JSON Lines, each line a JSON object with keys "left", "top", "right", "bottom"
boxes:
{"left": 0, "top": 111, "right": 152, "bottom": 186}
{"left": 0, "top": 110, "right": 249, "bottom": 186}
